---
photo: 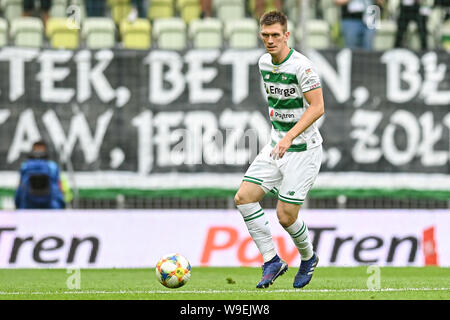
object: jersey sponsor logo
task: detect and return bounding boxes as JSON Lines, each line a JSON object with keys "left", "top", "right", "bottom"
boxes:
{"left": 305, "top": 68, "right": 312, "bottom": 75}
{"left": 272, "top": 111, "right": 295, "bottom": 120}
{"left": 268, "top": 85, "right": 296, "bottom": 97}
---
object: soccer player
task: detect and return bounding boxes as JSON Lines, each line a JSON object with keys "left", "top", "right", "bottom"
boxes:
{"left": 234, "top": 11, "right": 324, "bottom": 289}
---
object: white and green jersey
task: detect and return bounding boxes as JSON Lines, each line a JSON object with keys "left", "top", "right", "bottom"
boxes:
{"left": 259, "top": 48, "right": 323, "bottom": 152}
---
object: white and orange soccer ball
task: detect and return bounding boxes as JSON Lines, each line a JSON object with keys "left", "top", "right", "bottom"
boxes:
{"left": 155, "top": 253, "right": 191, "bottom": 288}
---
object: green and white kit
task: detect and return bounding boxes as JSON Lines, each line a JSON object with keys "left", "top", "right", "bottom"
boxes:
{"left": 243, "top": 48, "right": 323, "bottom": 205}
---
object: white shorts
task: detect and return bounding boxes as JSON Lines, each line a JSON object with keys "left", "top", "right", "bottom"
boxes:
{"left": 243, "top": 144, "right": 322, "bottom": 205}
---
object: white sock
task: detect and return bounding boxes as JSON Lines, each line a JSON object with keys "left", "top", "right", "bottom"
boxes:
{"left": 237, "top": 203, "right": 277, "bottom": 263}
{"left": 284, "top": 217, "right": 314, "bottom": 261}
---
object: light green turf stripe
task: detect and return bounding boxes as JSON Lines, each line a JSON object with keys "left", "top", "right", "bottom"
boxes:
{"left": 243, "top": 176, "right": 263, "bottom": 182}
{"left": 242, "top": 179, "right": 262, "bottom": 186}
{"left": 260, "top": 70, "right": 298, "bottom": 84}
{"left": 244, "top": 212, "right": 265, "bottom": 222}
{"left": 243, "top": 208, "right": 263, "bottom": 220}
{"left": 268, "top": 97, "right": 303, "bottom": 109}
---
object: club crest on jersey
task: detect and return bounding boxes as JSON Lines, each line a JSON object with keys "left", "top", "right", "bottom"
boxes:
{"left": 272, "top": 66, "right": 280, "bottom": 73}
{"left": 305, "top": 68, "right": 312, "bottom": 75}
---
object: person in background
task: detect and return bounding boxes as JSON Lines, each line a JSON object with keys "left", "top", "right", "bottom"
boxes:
{"left": 23, "top": 0, "right": 52, "bottom": 28}
{"left": 15, "top": 141, "right": 66, "bottom": 210}
{"left": 394, "top": 0, "right": 430, "bottom": 50}
{"left": 200, "top": 0, "right": 213, "bottom": 18}
{"left": 334, "top": 0, "right": 385, "bottom": 50}
{"left": 128, "top": 0, "right": 148, "bottom": 21}
{"left": 255, "top": 0, "right": 283, "bottom": 19}
{"left": 86, "top": 0, "right": 106, "bottom": 17}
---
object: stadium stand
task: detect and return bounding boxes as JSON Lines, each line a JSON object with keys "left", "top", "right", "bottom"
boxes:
{"left": 287, "top": 19, "right": 295, "bottom": 48}
{"left": 189, "top": 17, "right": 222, "bottom": 49}
{"left": 82, "top": 17, "right": 116, "bottom": 49}
{"left": 0, "top": 1, "right": 449, "bottom": 211}
{"left": 1, "top": 0, "right": 23, "bottom": 23}
{"left": 373, "top": 19, "right": 397, "bottom": 51}
{"left": 296, "top": 19, "right": 330, "bottom": 50}
{"left": 69, "top": 0, "right": 87, "bottom": 22}
{"left": 120, "top": 17, "right": 151, "bottom": 49}
{"left": 108, "top": 0, "right": 132, "bottom": 24}
{"left": 148, "top": 0, "right": 174, "bottom": 21}
{"left": 248, "top": 0, "right": 277, "bottom": 18}
{"left": 215, "top": 0, "right": 246, "bottom": 23}
{"left": 177, "top": 0, "right": 201, "bottom": 24}
{"left": 0, "top": 17, "right": 7, "bottom": 46}
{"left": 46, "top": 17, "right": 79, "bottom": 49}
{"left": 442, "top": 19, "right": 450, "bottom": 50}
{"left": 0, "top": 18, "right": 8, "bottom": 47}
{"left": 225, "top": 17, "right": 258, "bottom": 48}
{"left": 10, "top": 16, "right": 43, "bottom": 47}
{"left": 153, "top": 17, "right": 187, "bottom": 49}
{"left": 406, "top": 21, "right": 435, "bottom": 51}
{"left": 50, "top": 0, "right": 68, "bottom": 18}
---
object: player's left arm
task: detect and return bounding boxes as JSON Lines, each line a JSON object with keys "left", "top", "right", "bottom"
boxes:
{"left": 270, "top": 88, "right": 325, "bottom": 159}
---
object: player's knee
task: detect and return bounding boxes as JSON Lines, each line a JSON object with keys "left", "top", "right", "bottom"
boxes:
{"left": 234, "top": 192, "right": 250, "bottom": 206}
{"left": 277, "top": 211, "right": 296, "bottom": 228}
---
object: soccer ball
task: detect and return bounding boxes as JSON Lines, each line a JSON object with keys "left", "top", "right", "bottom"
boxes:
{"left": 155, "top": 253, "right": 191, "bottom": 288}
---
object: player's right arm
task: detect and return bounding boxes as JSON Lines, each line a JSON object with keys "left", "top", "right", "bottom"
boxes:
{"left": 270, "top": 88, "right": 324, "bottom": 159}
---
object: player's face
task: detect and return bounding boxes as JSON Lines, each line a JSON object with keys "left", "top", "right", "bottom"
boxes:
{"left": 260, "top": 23, "right": 289, "bottom": 55}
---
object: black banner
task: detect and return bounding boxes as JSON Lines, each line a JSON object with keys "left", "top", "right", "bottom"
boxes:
{"left": 0, "top": 47, "right": 449, "bottom": 175}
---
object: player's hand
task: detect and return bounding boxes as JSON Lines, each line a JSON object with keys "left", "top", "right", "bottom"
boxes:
{"left": 270, "top": 135, "right": 293, "bottom": 160}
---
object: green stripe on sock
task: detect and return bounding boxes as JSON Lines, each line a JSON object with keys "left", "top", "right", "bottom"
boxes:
{"left": 292, "top": 223, "right": 307, "bottom": 239}
{"left": 244, "top": 212, "right": 265, "bottom": 222}
{"left": 244, "top": 208, "right": 263, "bottom": 220}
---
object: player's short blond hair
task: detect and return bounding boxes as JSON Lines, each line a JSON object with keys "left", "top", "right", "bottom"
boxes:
{"left": 259, "top": 11, "right": 288, "bottom": 33}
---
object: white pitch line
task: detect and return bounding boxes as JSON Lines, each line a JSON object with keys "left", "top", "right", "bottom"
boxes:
{"left": 0, "top": 288, "right": 449, "bottom": 295}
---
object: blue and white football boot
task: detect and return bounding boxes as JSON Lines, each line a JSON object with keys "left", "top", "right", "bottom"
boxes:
{"left": 293, "top": 252, "right": 319, "bottom": 289}
{"left": 256, "top": 255, "right": 288, "bottom": 289}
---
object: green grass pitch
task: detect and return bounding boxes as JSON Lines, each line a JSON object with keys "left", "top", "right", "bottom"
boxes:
{"left": 0, "top": 267, "right": 449, "bottom": 300}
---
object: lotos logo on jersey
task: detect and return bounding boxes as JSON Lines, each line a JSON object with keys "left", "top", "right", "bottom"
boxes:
{"left": 270, "top": 109, "right": 274, "bottom": 117}
{"left": 308, "top": 83, "right": 320, "bottom": 91}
